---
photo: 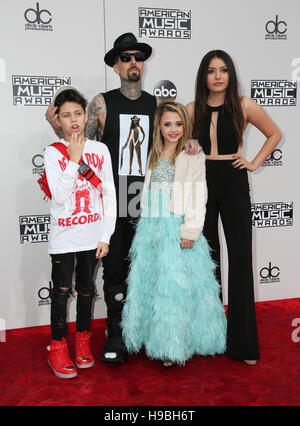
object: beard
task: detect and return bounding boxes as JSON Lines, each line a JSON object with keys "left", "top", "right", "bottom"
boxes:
{"left": 127, "top": 67, "right": 141, "bottom": 82}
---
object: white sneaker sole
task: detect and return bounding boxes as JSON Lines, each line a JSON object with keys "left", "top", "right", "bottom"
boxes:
{"left": 75, "top": 359, "right": 95, "bottom": 369}
{"left": 47, "top": 360, "right": 77, "bottom": 379}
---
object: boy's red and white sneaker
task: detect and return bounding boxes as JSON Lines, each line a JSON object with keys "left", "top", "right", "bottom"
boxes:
{"left": 75, "top": 331, "right": 95, "bottom": 369}
{"left": 47, "top": 338, "right": 77, "bottom": 379}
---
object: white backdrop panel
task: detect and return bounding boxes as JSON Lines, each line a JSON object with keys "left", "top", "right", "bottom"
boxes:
{"left": 0, "top": 0, "right": 107, "bottom": 330}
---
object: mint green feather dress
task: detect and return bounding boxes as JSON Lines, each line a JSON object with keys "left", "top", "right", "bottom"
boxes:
{"left": 121, "top": 158, "right": 227, "bottom": 364}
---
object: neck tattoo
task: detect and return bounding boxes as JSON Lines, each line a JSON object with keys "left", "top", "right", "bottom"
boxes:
{"left": 120, "top": 78, "right": 142, "bottom": 100}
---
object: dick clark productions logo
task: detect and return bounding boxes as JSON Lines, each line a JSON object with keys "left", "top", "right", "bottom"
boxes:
{"left": 24, "top": 2, "right": 53, "bottom": 31}
{"left": 38, "top": 281, "right": 52, "bottom": 307}
{"left": 265, "top": 15, "right": 287, "bottom": 40}
{"left": 263, "top": 149, "right": 282, "bottom": 167}
{"left": 259, "top": 262, "right": 280, "bottom": 284}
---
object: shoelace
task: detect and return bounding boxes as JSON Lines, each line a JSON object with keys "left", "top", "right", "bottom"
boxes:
{"left": 53, "top": 342, "right": 74, "bottom": 369}
{"left": 76, "top": 332, "right": 92, "bottom": 360}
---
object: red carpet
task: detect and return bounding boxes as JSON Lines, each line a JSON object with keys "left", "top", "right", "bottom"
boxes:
{"left": 0, "top": 298, "right": 299, "bottom": 406}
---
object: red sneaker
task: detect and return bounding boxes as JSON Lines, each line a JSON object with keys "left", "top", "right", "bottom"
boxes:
{"left": 47, "top": 338, "right": 77, "bottom": 379}
{"left": 75, "top": 331, "right": 95, "bottom": 369}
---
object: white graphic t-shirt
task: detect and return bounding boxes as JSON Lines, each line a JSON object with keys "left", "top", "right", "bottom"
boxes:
{"left": 44, "top": 139, "right": 116, "bottom": 254}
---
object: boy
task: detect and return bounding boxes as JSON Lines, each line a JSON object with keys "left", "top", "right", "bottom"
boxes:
{"left": 44, "top": 87, "right": 116, "bottom": 379}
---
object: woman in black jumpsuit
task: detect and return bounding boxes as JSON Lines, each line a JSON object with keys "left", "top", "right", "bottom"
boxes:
{"left": 186, "top": 50, "right": 281, "bottom": 365}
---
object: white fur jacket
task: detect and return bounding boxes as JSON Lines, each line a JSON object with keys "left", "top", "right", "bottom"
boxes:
{"left": 141, "top": 150, "right": 207, "bottom": 241}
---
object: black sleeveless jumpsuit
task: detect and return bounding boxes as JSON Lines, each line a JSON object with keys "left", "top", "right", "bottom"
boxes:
{"left": 201, "top": 104, "right": 259, "bottom": 361}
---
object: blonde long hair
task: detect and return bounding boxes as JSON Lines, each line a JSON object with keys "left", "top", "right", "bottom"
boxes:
{"left": 148, "top": 101, "right": 190, "bottom": 169}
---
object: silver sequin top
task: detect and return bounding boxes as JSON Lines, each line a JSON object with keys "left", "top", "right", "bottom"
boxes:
{"left": 141, "top": 159, "right": 176, "bottom": 217}
{"left": 151, "top": 158, "right": 175, "bottom": 183}
{"left": 150, "top": 158, "right": 176, "bottom": 192}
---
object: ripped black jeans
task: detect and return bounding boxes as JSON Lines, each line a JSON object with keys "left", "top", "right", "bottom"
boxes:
{"left": 50, "top": 249, "right": 98, "bottom": 341}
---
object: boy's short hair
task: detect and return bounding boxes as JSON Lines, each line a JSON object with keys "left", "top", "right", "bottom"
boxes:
{"left": 54, "top": 88, "right": 88, "bottom": 114}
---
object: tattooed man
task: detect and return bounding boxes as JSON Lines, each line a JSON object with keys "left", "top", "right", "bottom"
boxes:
{"left": 46, "top": 33, "right": 156, "bottom": 363}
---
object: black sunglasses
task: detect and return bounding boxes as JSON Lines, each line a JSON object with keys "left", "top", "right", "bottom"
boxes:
{"left": 119, "top": 52, "right": 146, "bottom": 62}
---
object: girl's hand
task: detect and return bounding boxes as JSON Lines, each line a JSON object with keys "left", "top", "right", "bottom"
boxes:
{"left": 96, "top": 242, "right": 109, "bottom": 258}
{"left": 181, "top": 239, "right": 194, "bottom": 249}
{"left": 184, "top": 139, "right": 202, "bottom": 155}
{"left": 68, "top": 132, "right": 85, "bottom": 164}
{"left": 232, "top": 155, "right": 257, "bottom": 172}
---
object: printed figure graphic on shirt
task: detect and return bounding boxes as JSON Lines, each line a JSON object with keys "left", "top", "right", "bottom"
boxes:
{"left": 121, "top": 115, "right": 145, "bottom": 175}
{"left": 68, "top": 153, "right": 105, "bottom": 217}
{"left": 71, "top": 178, "right": 92, "bottom": 216}
{"left": 118, "top": 114, "right": 149, "bottom": 177}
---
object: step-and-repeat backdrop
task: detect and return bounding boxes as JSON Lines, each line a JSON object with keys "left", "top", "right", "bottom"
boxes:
{"left": 1, "top": 0, "right": 299, "bottom": 330}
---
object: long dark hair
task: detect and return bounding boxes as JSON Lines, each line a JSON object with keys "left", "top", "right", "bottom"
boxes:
{"left": 192, "top": 50, "right": 244, "bottom": 146}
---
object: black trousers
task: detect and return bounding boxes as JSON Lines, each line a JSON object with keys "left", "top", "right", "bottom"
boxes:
{"left": 203, "top": 160, "right": 259, "bottom": 360}
{"left": 50, "top": 249, "right": 98, "bottom": 341}
{"left": 101, "top": 217, "right": 136, "bottom": 343}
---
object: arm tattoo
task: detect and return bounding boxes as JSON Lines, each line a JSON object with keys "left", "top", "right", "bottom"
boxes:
{"left": 85, "top": 94, "right": 106, "bottom": 141}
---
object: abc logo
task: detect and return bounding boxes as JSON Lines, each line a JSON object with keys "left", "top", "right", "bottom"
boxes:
{"left": 153, "top": 80, "right": 177, "bottom": 99}
{"left": 24, "top": 2, "right": 52, "bottom": 25}
{"left": 265, "top": 15, "right": 287, "bottom": 35}
{"left": 260, "top": 262, "right": 280, "bottom": 279}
